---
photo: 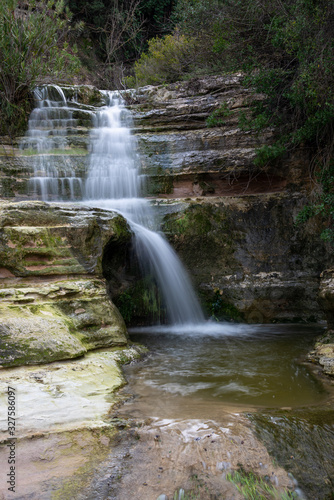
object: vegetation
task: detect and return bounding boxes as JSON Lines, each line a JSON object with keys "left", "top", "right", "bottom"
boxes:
{"left": 0, "top": 0, "right": 82, "bottom": 136}
{"left": 126, "top": 31, "right": 196, "bottom": 86}
{"left": 226, "top": 469, "right": 298, "bottom": 500}
{"left": 1, "top": 0, "right": 333, "bottom": 235}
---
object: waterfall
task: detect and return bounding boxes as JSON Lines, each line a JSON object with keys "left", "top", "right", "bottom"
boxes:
{"left": 85, "top": 92, "right": 204, "bottom": 325}
{"left": 20, "top": 85, "right": 85, "bottom": 201}
{"left": 25, "top": 88, "right": 204, "bottom": 325}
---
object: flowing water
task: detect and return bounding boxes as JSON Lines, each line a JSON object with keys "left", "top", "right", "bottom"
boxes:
{"left": 21, "top": 85, "right": 86, "bottom": 200}
{"left": 83, "top": 92, "right": 205, "bottom": 325}
{"left": 20, "top": 85, "right": 334, "bottom": 499}
{"left": 23, "top": 86, "right": 204, "bottom": 324}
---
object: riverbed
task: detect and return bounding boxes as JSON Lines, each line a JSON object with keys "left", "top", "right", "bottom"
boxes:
{"left": 108, "top": 323, "right": 334, "bottom": 499}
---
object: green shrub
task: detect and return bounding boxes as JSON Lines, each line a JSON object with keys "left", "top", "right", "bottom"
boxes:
{"left": 206, "top": 102, "right": 232, "bottom": 128}
{"left": 226, "top": 468, "right": 298, "bottom": 499}
{"left": 0, "top": 0, "right": 82, "bottom": 136}
{"left": 126, "top": 31, "right": 196, "bottom": 86}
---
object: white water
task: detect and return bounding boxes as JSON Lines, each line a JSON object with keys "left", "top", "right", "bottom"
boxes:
{"left": 84, "top": 93, "right": 205, "bottom": 325}
{"left": 25, "top": 87, "right": 205, "bottom": 325}
{"left": 21, "top": 85, "right": 85, "bottom": 201}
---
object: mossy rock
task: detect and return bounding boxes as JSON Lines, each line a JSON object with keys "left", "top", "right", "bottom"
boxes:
{"left": 0, "top": 305, "right": 86, "bottom": 367}
{"left": 0, "top": 278, "right": 128, "bottom": 367}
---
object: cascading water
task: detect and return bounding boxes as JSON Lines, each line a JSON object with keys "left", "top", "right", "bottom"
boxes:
{"left": 24, "top": 86, "right": 204, "bottom": 324}
{"left": 20, "top": 85, "right": 85, "bottom": 201}
{"left": 84, "top": 93, "right": 205, "bottom": 325}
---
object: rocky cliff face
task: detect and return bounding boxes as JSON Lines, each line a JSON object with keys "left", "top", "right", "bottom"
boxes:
{"left": 124, "top": 74, "right": 310, "bottom": 197}
{"left": 308, "top": 270, "right": 334, "bottom": 376}
{"left": 0, "top": 201, "right": 131, "bottom": 367}
{"left": 158, "top": 194, "right": 330, "bottom": 324}
{"left": 0, "top": 76, "right": 331, "bottom": 333}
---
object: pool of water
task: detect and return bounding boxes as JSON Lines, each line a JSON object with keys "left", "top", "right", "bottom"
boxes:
{"left": 125, "top": 322, "right": 328, "bottom": 409}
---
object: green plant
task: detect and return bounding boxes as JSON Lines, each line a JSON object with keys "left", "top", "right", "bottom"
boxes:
{"left": 296, "top": 160, "right": 334, "bottom": 243}
{"left": 226, "top": 469, "right": 298, "bottom": 500}
{"left": 126, "top": 31, "right": 196, "bottom": 86}
{"left": 114, "top": 291, "right": 134, "bottom": 323}
{"left": 206, "top": 102, "right": 232, "bottom": 128}
{"left": 0, "top": 0, "right": 82, "bottom": 136}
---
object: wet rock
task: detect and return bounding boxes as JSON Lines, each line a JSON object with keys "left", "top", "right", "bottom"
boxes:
{"left": 318, "top": 269, "right": 334, "bottom": 329}
{"left": 306, "top": 270, "right": 334, "bottom": 376}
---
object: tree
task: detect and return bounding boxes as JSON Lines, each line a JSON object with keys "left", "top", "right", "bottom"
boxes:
{"left": 0, "top": 0, "right": 82, "bottom": 135}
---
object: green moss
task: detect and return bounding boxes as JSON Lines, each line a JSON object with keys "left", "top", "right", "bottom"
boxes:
{"left": 146, "top": 173, "right": 174, "bottom": 195}
{"left": 201, "top": 289, "right": 243, "bottom": 322}
{"left": 114, "top": 278, "right": 166, "bottom": 326}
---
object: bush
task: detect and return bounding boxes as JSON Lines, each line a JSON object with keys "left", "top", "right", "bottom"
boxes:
{"left": 127, "top": 31, "right": 196, "bottom": 86}
{"left": 0, "top": 0, "right": 82, "bottom": 136}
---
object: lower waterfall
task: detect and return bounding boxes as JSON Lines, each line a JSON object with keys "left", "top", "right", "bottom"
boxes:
{"left": 84, "top": 92, "right": 204, "bottom": 325}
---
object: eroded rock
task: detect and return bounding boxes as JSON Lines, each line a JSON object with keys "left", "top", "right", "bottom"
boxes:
{"left": 0, "top": 201, "right": 131, "bottom": 367}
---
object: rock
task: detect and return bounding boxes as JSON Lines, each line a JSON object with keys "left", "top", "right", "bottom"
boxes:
{"left": 160, "top": 195, "right": 331, "bottom": 324}
{"left": 0, "top": 76, "right": 307, "bottom": 200}
{"left": 122, "top": 75, "right": 309, "bottom": 197}
{"left": 0, "top": 346, "right": 144, "bottom": 437}
{"left": 307, "top": 270, "right": 334, "bottom": 376}
{"left": 0, "top": 201, "right": 131, "bottom": 277}
{"left": 318, "top": 269, "right": 334, "bottom": 329}
{"left": 0, "top": 201, "right": 131, "bottom": 367}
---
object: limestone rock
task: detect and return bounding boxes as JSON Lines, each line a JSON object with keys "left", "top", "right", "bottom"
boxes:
{"left": 0, "top": 201, "right": 131, "bottom": 277}
{"left": 0, "top": 201, "right": 131, "bottom": 367}
{"left": 160, "top": 195, "right": 331, "bottom": 324}
{"left": 318, "top": 269, "right": 334, "bottom": 329}
{"left": 306, "top": 270, "right": 334, "bottom": 376}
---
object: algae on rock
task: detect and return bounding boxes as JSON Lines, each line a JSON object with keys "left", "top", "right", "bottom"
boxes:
{"left": 0, "top": 201, "right": 132, "bottom": 367}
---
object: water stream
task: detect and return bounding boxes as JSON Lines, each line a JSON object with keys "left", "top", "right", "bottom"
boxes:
{"left": 20, "top": 85, "right": 334, "bottom": 499}
{"left": 23, "top": 86, "right": 204, "bottom": 325}
{"left": 83, "top": 93, "right": 205, "bottom": 324}
{"left": 21, "top": 85, "right": 85, "bottom": 200}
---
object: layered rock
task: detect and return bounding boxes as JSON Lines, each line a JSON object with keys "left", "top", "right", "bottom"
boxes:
{"left": 0, "top": 201, "right": 131, "bottom": 367}
{"left": 123, "top": 75, "right": 310, "bottom": 197}
{"left": 160, "top": 194, "right": 331, "bottom": 324}
{"left": 0, "top": 85, "right": 107, "bottom": 200}
{"left": 307, "top": 270, "right": 334, "bottom": 376}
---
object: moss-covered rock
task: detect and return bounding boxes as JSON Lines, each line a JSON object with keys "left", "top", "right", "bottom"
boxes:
{"left": 0, "top": 304, "right": 87, "bottom": 367}
{"left": 0, "top": 201, "right": 132, "bottom": 277}
{"left": 0, "top": 279, "right": 128, "bottom": 367}
{"left": 160, "top": 194, "right": 331, "bottom": 324}
{"left": 0, "top": 201, "right": 131, "bottom": 367}
{"left": 306, "top": 270, "right": 334, "bottom": 377}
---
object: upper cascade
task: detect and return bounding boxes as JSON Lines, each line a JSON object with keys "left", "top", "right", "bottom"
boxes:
{"left": 85, "top": 93, "right": 144, "bottom": 201}
{"left": 20, "top": 85, "right": 99, "bottom": 201}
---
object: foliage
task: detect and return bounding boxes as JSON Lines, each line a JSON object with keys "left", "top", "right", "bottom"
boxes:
{"left": 208, "top": 290, "right": 242, "bottom": 322}
{"left": 114, "top": 290, "right": 134, "bottom": 323}
{"left": 127, "top": 31, "right": 196, "bottom": 86}
{"left": 226, "top": 469, "right": 298, "bottom": 500}
{"left": 206, "top": 102, "right": 232, "bottom": 128}
{"left": 0, "top": 0, "right": 82, "bottom": 136}
{"left": 67, "top": 0, "right": 175, "bottom": 68}
{"left": 172, "top": 0, "right": 334, "bottom": 238}
{"left": 296, "top": 161, "right": 334, "bottom": 243}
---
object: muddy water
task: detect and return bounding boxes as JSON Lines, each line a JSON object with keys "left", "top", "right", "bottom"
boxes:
{"left": 124, "top": 323, "right": 327, "bottom": 412}
{"left": 106, "top": 323, "right": 334, "bottom": 500}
